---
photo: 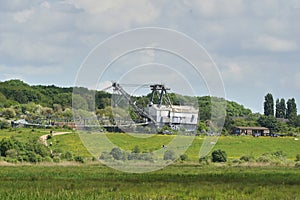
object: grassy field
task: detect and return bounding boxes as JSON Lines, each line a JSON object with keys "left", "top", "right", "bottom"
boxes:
{"left": 1, "top": 128, "right": 299, "bottom": 162}
{"left": 0, "top": 128, "right": 49, "bottom": 143}
{"left": 1, "top": 129, "right": 300, "bottom": 199}
{"left": 47, "top": 132, "right": 300, "bottom": 162}
{"left": 0, "top": 164, "right": 299, "bottom": 199}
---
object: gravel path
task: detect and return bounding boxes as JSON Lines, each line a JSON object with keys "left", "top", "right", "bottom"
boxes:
{"left": 40, "top": 131, "right": 71, "bottom": 146}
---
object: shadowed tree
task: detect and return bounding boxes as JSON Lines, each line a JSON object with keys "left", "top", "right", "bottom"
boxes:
{"left": 286, "top": 98, "right": 297, "bottom": 120}
{"left": 264, "top": 93, "right": 274, "bottom": 116}
{"left": 275, "top": 98, "right": 286, "bottom": 118}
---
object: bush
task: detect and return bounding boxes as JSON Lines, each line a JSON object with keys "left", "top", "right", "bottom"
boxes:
{"left": 163, "top": 150, "right": 177, "bottom": 161}
{"left": 296, "top": 154, "right": 300, "bottom": 162}
{"left": 257, "top": 155, "right": 271, "bottom": 163}
{"left": 132, "top": 145, "right": 140, "bottom": 154}
{"left": 27, "top": 152, "right": 42, "bottom": 163}
{"left": 110, "top": 147, "right": 123, "bottom": 160}
{"left": 62, "top": 151, "right": 73, "bottom": 161}
{"left": 211, "top": 149, "right": 227, "bottom": 162}
{"left": 99, "top": 152, "right": 112, "bottom": 160}
{"left": 46, "top": 135, "right": 52, "bottom": 140}
{"left": 52, "top": 156, "right": 60, "bottom": 163}
{"left": 199, "top": 156, "right": 210, "bottom": 165}
{"left": 0, "top": 120, "right": 9, "bottom": 129}
{"left": 128, "top": 153, "right": 139, "bottom": 160}
{"left": 42, "top": 156, "right": 53, "bottom": 162}
{"left": 295, "top": 162, "right": 300, "bottom": 168}
{"left": 2, "top": 108, "right": 16, "bottom": 119}
{"left": 271, "top": 150, "right": 286, "bottom": 159}
{"left": 240, "top": 155, "right": 255, "bottom": 162}
{"left": 5, "top": 149, "right": 18, "bottom": 159}
{"left": 4, "top": 157, "right": 18, "bottom": 163}
{"left": 74, "top": 156, "right": 85, "bottom": 163}
{"left": 180, "top": 154, "right": 188, "bottom": 161}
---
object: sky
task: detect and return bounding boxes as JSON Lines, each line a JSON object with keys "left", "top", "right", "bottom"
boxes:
{"left": 0, "top": 0, "right": 300, "bottom": 113}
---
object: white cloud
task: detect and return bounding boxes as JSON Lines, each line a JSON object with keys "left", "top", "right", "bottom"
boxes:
{"left": 40, "top": 1, "right": 50, "bottom": 9}
{"left": 243, "top": 35, "right": 298, "bottom": 52}
{"left": 184, "top": 0, "right": 244, "bottom": 18}
{"left": 69, "top": 0, "right": 160, "bottom": 32}
{"left": 13, "top": 8, "right": 34, "bottom": 23}
{"left": 0, "top": 65, "right": 63, "bottom": 76}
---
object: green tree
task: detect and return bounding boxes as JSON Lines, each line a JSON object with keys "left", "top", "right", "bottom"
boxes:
{"left": 258, "top": 115, "right": 282, "bottom": 133}
{"left": 275, "top": 98, "right": 286, "bottom": 118}
{"left": 264, "top": 93, "right": 274, "bottom": 116}
{"left": 0, "top": 92, "right": 7, "bottom": 108}
{"left": 197, "top": 121, "right": 208, "bottom": 133}
{"left": 286, "top": 98, "right": 297, "bottom": 120}
{"left": 2, "top": 108, "right": 16, "bottom": 119}
{"left": 132, "top": 145, "right": 141, "bottom": 154}
{"left": 211, "top": 149, "right": 227, "bottom": 162}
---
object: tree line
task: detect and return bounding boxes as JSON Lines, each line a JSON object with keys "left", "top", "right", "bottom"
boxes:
{"left": 264, "top": 93, "right": 299, "bottom": 127}
{"left": 1, "top": 80, "right": 300, "bottom": 135}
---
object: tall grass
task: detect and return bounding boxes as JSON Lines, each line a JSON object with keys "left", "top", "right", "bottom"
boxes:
{"left": 0, "top": 165, "right": 299, "bottom": 199}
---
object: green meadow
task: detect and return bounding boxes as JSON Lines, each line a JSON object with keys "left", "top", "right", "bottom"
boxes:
{"left": 48, "top": 132, "right": 300, "bottom": 162}
{"left": 0, "top": 164, "right": 299, "bottom": 199}
{"left": 1, "top": 129, "right": 300, "bottom": 199}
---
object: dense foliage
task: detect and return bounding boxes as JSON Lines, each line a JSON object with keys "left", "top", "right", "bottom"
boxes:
{"left": 0, "top": 137, "right": 51, "bottom": 163}
{"left": 1, "top": 80, "right": 300, "bottom": 135}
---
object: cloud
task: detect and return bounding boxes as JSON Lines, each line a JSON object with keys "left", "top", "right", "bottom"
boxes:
{"left": 0, "top": 0, "right": 300, "bottom": 113}
{"left": 13, "top": 8, "right": 34, "bottom": 23}
{"left": 0, "top": 64, "right": 63, "bottom": 77}
{"left": 243, "top": 35, "right": 298, "bottom": 52}
{"left": 69, "top": 0, "right": 160, "bottom": 32}
{"left": 184, "top": 0, "right": 244, "bottom": 18}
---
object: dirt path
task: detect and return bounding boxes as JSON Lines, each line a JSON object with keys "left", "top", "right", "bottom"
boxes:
{"left": 40, "top": 132, "right": 71, "bottom": 146}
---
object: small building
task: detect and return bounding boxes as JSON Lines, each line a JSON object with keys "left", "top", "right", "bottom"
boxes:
{"left": 233, "top": 126, "right": 270, "bottom": 136}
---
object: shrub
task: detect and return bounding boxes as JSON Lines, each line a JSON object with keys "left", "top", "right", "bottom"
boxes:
{"left": 199, "top": 156, "right": 210, "bottom": 165}
{"left": 27, "top": 152, "right": 42, "bottom": 163}
{"left": 52, "top": 156, "right": 60, "bottom": 163}
{"left": 0, "top": 120, "right": 9, "bottom": 129}
{"left": 295, "top": 162, "right": 300, "bottom": 168}
{"left": 296, "top": 154, "right": 300, "bottom": 162}
{"left": 257, "top": 155, "right": 271, "bottom": 163}
{"left": 128, "top": 153, "right": 139, "bottom": 160}
{"left": 5, "top": 149, "right": 18, "bottom": 159}
{"left": 180, "top": 154, "right": 188, "bottom": 161}
{"left": 4, "top": 157, "right": 18, "bottom": 163}
{"left": 63, "top": 151, "right": 73, "bottom": 161}
{"left": 132, "top": 145, "right": 140, "bottom": 154}
{"left": 240, "top": 155, "right": 255, "bottom": 162}
{"left": 74, "top": 156, "right": 85, "bottom": 163}
{"left": 232, "top": 159, "right": 241, "bottom": 164}
{"left": 99, "top": 152, "right": 112, "bottom": 160}
{"left": 2, "top": 108, "right": 16, "bottom": 119}
{"left": 46, "top": 135, "right": 52, "bottom": 140}
{"left": 42, "top": 156, "right": 53, "bottom": 163}
{"left": 271, "top": 150, "right": 286, "bottom": 159}
{"left": 110, "top": 147, "right": 123, "bottom": 160}
{"left": 211, "top": 149, "right": 227, "bottom": 162}
{"left": 139, "top": 153, "right": 153, "bottom": 162}
{"left": 163, "top": 150, "right": 177, "bottom": 161}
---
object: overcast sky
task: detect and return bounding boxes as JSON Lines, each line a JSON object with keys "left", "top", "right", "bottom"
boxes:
{"left": 0, "top": 0, "right": 300, "bottom": 113}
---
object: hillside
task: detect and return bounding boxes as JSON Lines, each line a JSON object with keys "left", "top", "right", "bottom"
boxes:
{"left": 0, "top": 79, "right": 251, "bottom": 121}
